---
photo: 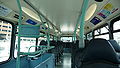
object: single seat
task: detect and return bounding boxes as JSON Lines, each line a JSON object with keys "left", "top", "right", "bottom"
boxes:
{"left": 39, "top": 40, "right": 47, "bottom": 45}
{"left": 72, "top": 40, "right": 89, "bottom": 68}
{"left": 80, "top": 38, "right": 120, "bottom": 68}
{"left": 37, "top": 40, "right": 47, "bottom": 50}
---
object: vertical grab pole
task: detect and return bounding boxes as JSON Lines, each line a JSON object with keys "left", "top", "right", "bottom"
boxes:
{"left": 47, "top": 22, "right": 50, "bottom": 46}
{"left": 16, "top": 0, "right": 22, "bottom": 68}
{"left": 79, "top": 0, "right": 89, "bottom": 48}
{"left": 73, "top": 18, "right": 80, "bottom": 43}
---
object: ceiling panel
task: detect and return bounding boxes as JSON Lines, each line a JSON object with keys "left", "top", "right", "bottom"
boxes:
{"left": 27, "top": 0, "right": 84, "bottom": 34}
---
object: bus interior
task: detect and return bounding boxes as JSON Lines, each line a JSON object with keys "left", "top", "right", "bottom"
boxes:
{"left": 0, "top": 0, "right": 120, "bottom": 68}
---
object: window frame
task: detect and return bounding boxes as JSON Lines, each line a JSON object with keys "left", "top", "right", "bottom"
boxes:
{"left": 0, "top": 18, "right": 15, "bottom": 64}
{"left": 93, "top": 24, "right": 110, "bottom": 39}
{"left": 112, "top": 19, "right": 120, "bottom": 44}
{"left": 110, "top": 16, "right": 120, "bottom": 40}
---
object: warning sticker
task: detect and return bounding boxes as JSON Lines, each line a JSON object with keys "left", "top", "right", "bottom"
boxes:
{"left": 0, "top": 4, "right": 12, "bottom": 17}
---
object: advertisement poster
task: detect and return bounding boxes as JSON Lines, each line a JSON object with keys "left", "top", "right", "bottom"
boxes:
{"left": 97, "top": 3, "right": 118, "bottom": 19}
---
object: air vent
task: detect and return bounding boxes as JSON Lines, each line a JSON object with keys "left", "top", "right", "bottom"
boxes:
{"left": 14, "top": 14, "right": 24, "bottom": 20}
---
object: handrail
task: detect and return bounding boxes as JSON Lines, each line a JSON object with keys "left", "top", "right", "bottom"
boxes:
{"left": 24, "top": 0, "right": 60, "bottom": 33}
{"left": 73, "top": 0, "right": 89, "bottom": 47}
{"left": 79, "top": 0, "right": 89, "bottom": 48}
{"left": 28, "top": 45, "right": 54, "bottom": 52}
{"left": 16, "top": 0, "right": 52, "bottom": 68}
{"left": 73, "top": 14, "right": 81, "bottom": 42}
{"left": 19, "top": 45, "right": 54, "bottom": 56}
{"left": 16, "top": 0, "right": 22, "bottom": 68}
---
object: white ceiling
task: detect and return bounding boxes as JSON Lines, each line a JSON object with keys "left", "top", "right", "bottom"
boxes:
{"left": 0, "top": 0, "right": 120, "bottom": 36}
{"left": 28, "top": 0, "right": 84, "bottom": 35}
{"left": 27, "top": 0, "right": 112, "bottom": 35}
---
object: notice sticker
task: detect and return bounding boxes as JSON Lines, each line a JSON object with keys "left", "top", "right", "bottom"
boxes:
{"left": 0, "top": 4, "right": 12, "bottom": 17}
{"left": 98, "top": 3, "right": 119, "bottom": 19}
{"left": 104, "top": 3, "right": 113, "bottom": 11}
{"left": 98, "top": 9, "right": 111, "bottom": 19}
{"left": 26, "top": 19, "right": 37, "bottom": 25}
{"left": 90, "top": 17, "right": 102, "bottom": 25}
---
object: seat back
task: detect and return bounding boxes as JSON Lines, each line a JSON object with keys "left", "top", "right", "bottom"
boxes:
{"left": 108, "top": 40, "right": 120, "bottom": 52}
{"left": 82, "top": 38, "right": 120, "bottom": 64}
{"left": 40, "top": 40, "right": 47, "bottom": 45}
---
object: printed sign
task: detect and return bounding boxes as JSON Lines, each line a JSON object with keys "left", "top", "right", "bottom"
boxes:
{"left": 97, "top": 3, "right": 118, "bottom": 19}
{"left": 0, "top": 4, "right": 12, "bottom": 17}
{"left": 20, "top": 25, "right": 40, "bottom": 36}
{"left": 98, "top": 9, "right": 110, "bottom": 19}
{"left": 90, "top": 16, "right": 102, "bottom": 25}
{"left": 104, "top": 3, "right": 113, "bottom": 11}
{"left": 26, "top": 19, "right": 37, "bottom": 25}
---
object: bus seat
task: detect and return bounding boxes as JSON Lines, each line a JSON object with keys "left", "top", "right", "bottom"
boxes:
{"left": 0, "top": 57, "right": 29, "bottom": 68}
{"left": 108, "top": 40, "right": 120, "bottom": 52}
{"left": 80, "top": 38, "right": 120, "bottom": 68}
{"left": 72, "top": 40, "right": 89, "bottom": 68}
{"left": 39, "top": 40, "right": 47, "bottom": 45}
{"left": 37, "top": 40, "right": 47, "bottom": 51}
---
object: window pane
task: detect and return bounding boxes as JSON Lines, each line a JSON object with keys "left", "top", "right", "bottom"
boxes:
{"left": 113, "top": 32, "right": 120, "bottom": 45}
{"left": 61, "top": 37, "right": 72, "bottom": 42}
{"left": 0, "top": 20, "right": 12, "bottom": 62}
{"left": 101, "top": 26, "right": 108, "bottom": 34}
{"left": 95, "top": 26, "right": 108, "bottom": 35}
{"left": 95, "top": 34, "right": 109, "bottom": 40}
{"left": 114, "top": 20, "right": 120, "bottom": 30}
{"left": 87, "top": 32, "right": 92, "bottom": 40}
{"left": 113, "top": 20, "right": 120, "bottom": 45}
{"left": 14, "top": 37, "right": 36, "bottom": 57}
{"left": 95, "top": 30, "right": 99, "bottom": 35}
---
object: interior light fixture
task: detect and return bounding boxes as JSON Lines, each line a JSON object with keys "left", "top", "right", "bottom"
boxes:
{"left": 85, "top": 3, "right": 97, "bottom": 21}
{"left": 55, "top": 30, "right": 58, "bottom": 32}
{"left": 22, "top": 7, "right": 41, "bottom": 22}
{"left": 77, "top": 29, "right": 79, "bottom": 32}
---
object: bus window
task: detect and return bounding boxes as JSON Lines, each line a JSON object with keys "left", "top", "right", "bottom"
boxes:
{"left": 113, "top": 20, "right": 120, "bottom": 30}
{"left": 14, "top": 37, "right": 36, "bottom": 57}
{"left": 113, "top": 20, "right": 120, "bottom": 45}
{"left": 94, "top": 25, "right": 109, "bottom": 40}
{"left": 87, "top": 32, "right": 93, "bottom": 40}
{"left": 0, "top": 20, "right": 12, "bottom": 62}
{"left": 95, "top": 34, "right": 109, "bottom": 40}
{"left": 61, "top": 37, "right": 72, "bottom": 42}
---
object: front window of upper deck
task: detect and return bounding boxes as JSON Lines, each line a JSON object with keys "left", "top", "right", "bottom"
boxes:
{"left": 61, "top": 37, "right": 72, "bottom": 42}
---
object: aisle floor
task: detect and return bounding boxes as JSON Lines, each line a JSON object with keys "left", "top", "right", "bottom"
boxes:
{"left": 56, "top": 53, "right": 71, "bottom": 68}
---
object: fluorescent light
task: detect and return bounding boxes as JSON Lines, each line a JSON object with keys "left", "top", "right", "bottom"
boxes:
{"left": 77, "top": 29, "right": 79, "bottom": 32}
{"left": 85, "top": 4, "right": 97, "bottom": 21}
{"left": 22, "top": 7, "right": 41, "bottom": 22}
{"left": 55, "top": 30, "right": 58, "bottom": 32}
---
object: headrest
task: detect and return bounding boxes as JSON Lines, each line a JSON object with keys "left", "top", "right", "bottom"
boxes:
{"left": 40, "top": 40, "right": 47, "bottom": 45}
{"left": 108, "top": 40, "right": 120, "bottom": 52}
{"left": 82, "top": 38, "right": 120, "bottom": 64}
{"left": 74, "top": 40, "right": 89, "bottom": 48}
{"left": 50, "top": 40, "right": 57, "bottom": 46}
